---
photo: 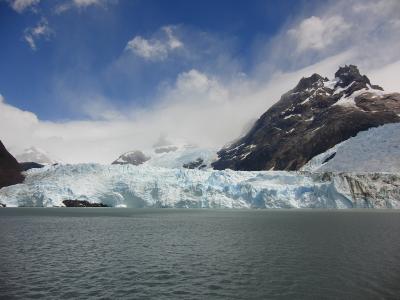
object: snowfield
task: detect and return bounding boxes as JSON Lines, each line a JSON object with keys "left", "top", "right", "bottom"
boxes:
{"left": 302, "top": 123, "right": 400, "bottom": 172}
{"left": 0, "top": 163, "right": 399, "bottom": 208}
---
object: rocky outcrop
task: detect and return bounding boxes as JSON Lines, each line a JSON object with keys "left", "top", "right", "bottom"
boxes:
{"left": 0, "top": 140, "right": 24, "bottom": 188}
{"left": 112, "top": 150, "right": 150, "bottom": 165}
{"left": 212, "top": 65, "right": 400, "bottom": 171}
{"left": 182, "top": 158, "right": 207, "bottom": 169}
{"left": 20, "top": 162, "right": 45, "bottom": 171}
{"left": 62, "top": 200, "right": 108, "bottom": 207}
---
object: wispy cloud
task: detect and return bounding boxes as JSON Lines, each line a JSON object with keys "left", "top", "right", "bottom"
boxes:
{"left": 125, "top": 26, "right": 183, "bottom": 61}
{"left": 288, "top": 16, "right": 351, "bottom": 52}
{"left": 54, "top": 0, "right": 116, "bottom": 14}
{"left": 8, "top": 0, "right": 40, "bottom": 13}
{"left": 23, "top": 17, "right": 53, "bottom": 50}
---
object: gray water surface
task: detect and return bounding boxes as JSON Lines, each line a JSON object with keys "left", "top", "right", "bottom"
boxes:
{"left": 0, "top": 208, "right": 399, "bottom": 299}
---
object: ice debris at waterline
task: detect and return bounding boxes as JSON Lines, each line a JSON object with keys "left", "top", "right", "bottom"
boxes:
{"left": 0, "top": 164, "right": 399, "bottom": 208}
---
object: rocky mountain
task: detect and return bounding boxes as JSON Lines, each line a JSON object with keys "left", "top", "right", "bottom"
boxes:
{"left": 212, "top": 65, "right": 400, "bottom": 171}
{"left": 0, "top": 140, "right": 24, "bottom": 189}
{"left": 15, "top": 146, "right": 58, "bottom": 165}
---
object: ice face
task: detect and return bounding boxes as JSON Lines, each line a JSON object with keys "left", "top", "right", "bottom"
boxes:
{"left": 1, "top": 163, "right": 399, "bottom": 208}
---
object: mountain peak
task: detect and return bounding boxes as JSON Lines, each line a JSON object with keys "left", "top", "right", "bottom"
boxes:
{"left": 212, "top": 64, "right": 400, "bottom": 171}
{"left": 294, "top": 73, "right": 325, "bottom": 92}
{"left": 334, "top": 64, "right": 370, "bottom": 88}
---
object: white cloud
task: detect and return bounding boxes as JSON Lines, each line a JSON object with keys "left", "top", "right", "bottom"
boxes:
{"left": 3, "top": 0, "right": 400, "bottom": 164}
{"left": 0, "top": 56, "right": 349, "bottom": 164}
{"left": 54, "top": 0, "right": 116, "bottom": 14}
{"left": 288, "top": 15, "right": 351, "bottom": 52}
{"left": 8, "top": 0, "right": 40, "bottom": 13}
{"left": 73, "top": 0, "right": 102, "bottom": 7}
{"left": 125, "top": 26, "right": 183, "bottom": 61}
{"left": 23, "top": 17, "right": 53, "bottom": 50}
{"left": 163, "top": 26, "right": 183, "bottom": 49}
{"left": 125, "top": 37, "right": 168, "bottom": 60}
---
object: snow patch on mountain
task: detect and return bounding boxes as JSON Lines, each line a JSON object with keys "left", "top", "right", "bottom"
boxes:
{"left": 334, "top": 84, "right": 385, "bottom": 108}
{"left": 302, "top": 123, "right": 400, "bottom": 172}
{"left": 113, "top": 141, "right": 217, "bottom": 169}
{"left": 15, "top": 147, "right": 59, "bottom": 165}
{"left": 145, "top": 145, "right": 217, "bottom": 169}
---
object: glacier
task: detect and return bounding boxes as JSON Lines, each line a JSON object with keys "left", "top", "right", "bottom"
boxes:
{"left": 0, "top": 163, "right": 399, "bottom": 208}
{"left": 302, "top": 123, "right": 400, "bottom": 173}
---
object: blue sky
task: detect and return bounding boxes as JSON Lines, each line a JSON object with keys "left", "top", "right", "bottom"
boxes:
{"left": 0, "top": 0, "right": 318, "bottom": 120}
{"left": 0, "top": 0, "right": 399, "bottom": 162}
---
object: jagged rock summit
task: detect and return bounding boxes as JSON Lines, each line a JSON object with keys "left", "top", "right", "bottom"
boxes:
{"left": 212, "top": 65, "right": 400, "bottom": 171}
{"left": 0, "top": 140, "right": 24, "bottom": 188}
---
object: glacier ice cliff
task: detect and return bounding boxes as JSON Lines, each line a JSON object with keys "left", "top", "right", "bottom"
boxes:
{"left": 0, "top": 164, "right": 399, "bottom": 208}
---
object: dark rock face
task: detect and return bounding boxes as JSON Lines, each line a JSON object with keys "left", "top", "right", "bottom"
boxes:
{"left": 20, "top": 162, "right": 45, "bottom": 171}
{"left": 62, "top": 200, "right": 108, "bottom": 207}
{"left": 112, "top": 150, "right": 150, "bottom": 165}
{"left": 212, "top": 65, "right": 400, "bottom": 171}
{"left": 183, "top": 158, "right": 207, "bottom": 169}
{"left": 0, "top": 141, "right": 24, "bottom": 188}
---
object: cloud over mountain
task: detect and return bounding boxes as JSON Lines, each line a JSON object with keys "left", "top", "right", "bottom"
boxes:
{"left": 1, "top": 0, "right": 400, "bottom": 163}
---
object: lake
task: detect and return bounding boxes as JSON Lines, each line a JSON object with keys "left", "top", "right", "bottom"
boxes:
{"left": 0, "top": 208, "right": 399, "bottom": 299}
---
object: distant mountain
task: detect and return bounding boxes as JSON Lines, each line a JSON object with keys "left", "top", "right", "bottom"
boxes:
{"left": 15, "top": 147, "right": 58, "bottom": 165}
{"left": 212, "top": 65, "right": 400, "bottom": 171}
{"left": 112, "top": 140, "right": 216, "bottom": 170}
{"left": 0, "top": 140, "right": 24, "bottom": 189}
{"left": 112, "top": 150, "right": 150, "bottom": 166}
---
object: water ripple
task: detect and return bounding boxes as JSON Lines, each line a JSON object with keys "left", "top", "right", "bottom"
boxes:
{"left": 0, "top": 209, "right": 400, "bottom": 299}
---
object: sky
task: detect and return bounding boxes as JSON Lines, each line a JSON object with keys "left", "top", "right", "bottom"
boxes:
{"left": 0, "top": 0, "right": 400, "bottom": 163}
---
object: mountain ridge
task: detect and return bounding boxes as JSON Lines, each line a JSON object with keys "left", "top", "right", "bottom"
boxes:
{"left": 212, "top": 65, "right": 400, "bottom": 171}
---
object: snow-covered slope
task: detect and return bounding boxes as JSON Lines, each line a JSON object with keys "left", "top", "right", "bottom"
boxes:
{"left": 15, "top": 147, "right": 59, "bottom": 165}
{"left": 113, "top": 143, "right": 217, "bottom": 169}
{"left": 0, "top": 164, "right": 399, "bottom": 208}
{"left": 144, "top": 145, "right": 217, "bottom": 169}
{"left": 302, "top": 123, "right": 400, "bottom": 172}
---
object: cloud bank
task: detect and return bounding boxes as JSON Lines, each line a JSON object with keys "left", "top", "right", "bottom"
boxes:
{"left": 1, "top": 0, "right": 400, "bottom": 163}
